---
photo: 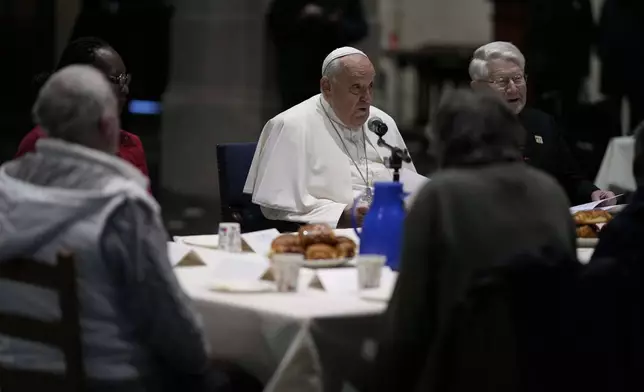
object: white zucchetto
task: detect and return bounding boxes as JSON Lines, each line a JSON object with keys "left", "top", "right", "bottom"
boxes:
{"left": 321, "top": 46, "right": 368, "bottom": 75}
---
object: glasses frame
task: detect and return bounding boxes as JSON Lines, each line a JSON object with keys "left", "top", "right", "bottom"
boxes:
{"left": 107, "top": 73, "right": 132, "bottom": 90}
{"left": 487, "top": 74, "right": 528, "bottom": 90}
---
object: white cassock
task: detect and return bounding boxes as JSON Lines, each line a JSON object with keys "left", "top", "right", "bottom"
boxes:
{"left": 243, "top": 94, "right": 416, "bottom": 228}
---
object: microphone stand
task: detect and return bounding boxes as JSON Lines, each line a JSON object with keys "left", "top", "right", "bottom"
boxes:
{"left": 377, "top": 137, "right": 412, "bottom": 182}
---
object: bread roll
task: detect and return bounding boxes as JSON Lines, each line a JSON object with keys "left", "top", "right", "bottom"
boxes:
{"left": 305, "top": 243, "right": 338, "bottom": 260}
{"left": 576, "top": 225, "right": 598, "bottom": 239}
{"left": 335, "top": 236, "right": 357, "bottom": 258}
{"left": 298, "top": 223, "right": 336, "bottom": 247}
{"left": 271, "top": 234, "right": 304, "bottom": 254}
{"left": 336, "top": 243, "right": 356, "bottom": 258}
{"left": 336, "top": 236, "right": 355, "bottom": 245}
{"left": 573, "top": 210, "right": 612, "bottom": 225}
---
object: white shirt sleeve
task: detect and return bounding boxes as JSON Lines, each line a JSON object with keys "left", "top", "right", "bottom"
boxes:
{"left": 245, "top": 116, "right": 350, "bottom": 227}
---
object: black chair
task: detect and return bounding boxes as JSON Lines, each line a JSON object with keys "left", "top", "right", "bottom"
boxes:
{"left": 0, "top": 252, "right": 85, "bottom": 392}
{"left": 216, "top": 143, "right": 301, "bottom": 233}
{"left": 571, "top": 255, "right": 644, "bottom": 392}
{"left": 408, "top": 247, "right": 580, "bottom": 392}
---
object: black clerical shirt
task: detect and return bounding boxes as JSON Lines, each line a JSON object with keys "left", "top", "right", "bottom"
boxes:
{"left": 519, "top": 107, "right": 598, "bottom": 205}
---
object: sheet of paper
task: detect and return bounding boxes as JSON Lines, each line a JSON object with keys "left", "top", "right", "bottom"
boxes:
{"left": 241, "top": 229, "right": 281, "bottom": 256}
{"left": 167, "top": 242, "right": 193, "bottom": 266}
{"left": 399, "top": 168, "right": 430, "bottom": 208}
{"left": 400, "top": 168, "right": 429, "bottom": 196}
{"left": 314, "top": 268, "right": 359, "bottom": 293}
{"left": 314, "top": 267, "right": 396, "bottom": 294}
{"left": 601, "top": 204, "right": 626, "bottom": 213}
{"left": 191, "top": 248, "right": 270, "bottom": 281}
{"left": 570, "top": 194, "right": 623, "bottom": 214}
{"left": 298, "top": 268, "right": 316, "bottom": 292}
{"left": 167, "top": 242, "right": 206, "bottom": 267}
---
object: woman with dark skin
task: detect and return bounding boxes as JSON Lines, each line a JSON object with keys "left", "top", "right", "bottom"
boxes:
{"left": 16, "top": 37, "right": 149, "bottom": 178}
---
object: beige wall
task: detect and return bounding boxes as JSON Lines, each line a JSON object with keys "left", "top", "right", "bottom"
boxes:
{"left": 380, "top": 0, "right": 492, "bottom": 49}
{"left": 161, "top": 0, "right": 381, "bottom": 198}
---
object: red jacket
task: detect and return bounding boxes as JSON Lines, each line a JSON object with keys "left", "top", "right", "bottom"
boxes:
{"left": 16, "top": 126, "right": 149, "bottom": 177}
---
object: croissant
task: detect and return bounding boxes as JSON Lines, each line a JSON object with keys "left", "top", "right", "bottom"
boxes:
{"left": 305, "top": 243, "right": 338, "bottom": 260}
{"left": 298, "top": 223, "right": 337, "bottom": 247}
{"left": 576, "top": 225, "right": 599, "bottom": 239}
{"left": 271, "top": 234, "right": 304, "bottom": 254}
{"left": 336, "top": 236, "right": 355, "bottom": 245}
{"left": 335, "top": 236, "right": 357, "bottom": 258}
{"left": 573, "top": 210, "right": 612, "bottom": 225}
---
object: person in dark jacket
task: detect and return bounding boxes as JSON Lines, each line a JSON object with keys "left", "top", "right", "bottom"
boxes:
{"left": 267, "top": 0, "right": 368, "bottom": 110}
{"left": 579, "top": 127, "right": 644, "bottom": 392}
{"left": 372, "top": 89, "right": 577, "bottom": 392}
{"left": 469, "top": 41, "right": 614, "bottom": 205}
{"left": 593, "top": 127, "right": 644, "bottom": 260}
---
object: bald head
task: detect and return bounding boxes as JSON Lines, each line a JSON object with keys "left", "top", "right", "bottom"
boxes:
{"left": 321, "top": 53, "right": 375, "bottom": 129}
{"left": 32, "top": 65, "right": 120, "bottom": 154}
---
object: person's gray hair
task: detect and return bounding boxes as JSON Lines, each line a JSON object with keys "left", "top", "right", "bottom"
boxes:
{"left": 468, "top": 41, "right": 526, "bottom": 81}
{"left": 432, "top": 88, "right": 526, "bottom": 168}
{"left": 32, "top": 64, "right": 117, "bottom": 146}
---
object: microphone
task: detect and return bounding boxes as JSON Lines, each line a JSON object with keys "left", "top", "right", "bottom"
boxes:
{"left": 367, "top": 117, "right": 412, "bottom": 169}
{"left": 367, "top": 117, "right": 388, "bottom": 138}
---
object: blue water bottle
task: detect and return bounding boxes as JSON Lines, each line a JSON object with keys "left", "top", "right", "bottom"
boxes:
{"left": 352, "top": 182, "right": 406, "bottom": 270}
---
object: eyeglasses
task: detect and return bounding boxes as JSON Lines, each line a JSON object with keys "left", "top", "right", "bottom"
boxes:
{"left": 107, "top": 73, "right": 132, "bottom": 90}
{"left": 488, "top": 74, "right": 527, "bottom": 89}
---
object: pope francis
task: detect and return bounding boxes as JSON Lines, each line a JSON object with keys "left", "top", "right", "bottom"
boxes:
{"left": 244, "top": 47, "right": 416, "bottom": 228}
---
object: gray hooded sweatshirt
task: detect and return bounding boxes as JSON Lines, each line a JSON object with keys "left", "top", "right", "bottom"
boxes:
{"left": 0, "top": 139, "right": 217, "bottom": 391}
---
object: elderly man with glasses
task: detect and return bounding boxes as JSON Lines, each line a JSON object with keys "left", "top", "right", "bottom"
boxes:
{"left": 470, "top": 41, "right": 615, "bottom": 205}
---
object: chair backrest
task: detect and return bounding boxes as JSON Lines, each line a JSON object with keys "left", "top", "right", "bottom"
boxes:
{"left": 413, "top": 246, "right": 579, "bottom": 392}
{"left": 216, "top": 143, "right": 302, "bottom": 233}
{"left": 216, "top": 142, "right": 265, "bottom": 228}
{"left": 0, "top": 252, "right": 85, "bottom": 392}
{"left": 572, "top": 255, "right": 644, "bottom": 392}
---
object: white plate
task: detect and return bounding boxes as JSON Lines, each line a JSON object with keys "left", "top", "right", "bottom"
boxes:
{"left": 208, "top": 279, "right": 275, "bottom": 293}
{"left": 576, "top": 238, "right": 598, "bottom": 248}
{"left": 300, "top": 258, "right": 351, "bottom": 269}
{"left": 175, "top": 235, "right": 219, "bottom": 249}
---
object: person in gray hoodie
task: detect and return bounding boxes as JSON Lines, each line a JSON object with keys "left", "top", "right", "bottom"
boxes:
{"left": 0, "top": 65, "right": 232, "bottom": 391}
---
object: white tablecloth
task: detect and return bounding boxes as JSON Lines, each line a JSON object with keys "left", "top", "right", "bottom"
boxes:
{"left": 174, "top": 266, "right": 388, "bottom": 392}
{"left": 595, "top": 136, "right": 636, "bottom": 191}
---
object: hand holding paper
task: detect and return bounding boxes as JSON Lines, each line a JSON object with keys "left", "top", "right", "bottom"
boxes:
{"left": 591, "top": 190, "right": 617, "bottom": 204}
{"left": 570, "top": 194, "right": 623, "bottom": 214}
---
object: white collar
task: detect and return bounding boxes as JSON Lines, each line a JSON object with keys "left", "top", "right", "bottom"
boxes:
{"left": 35, "top": 138, "right": 149, "bottom": 189}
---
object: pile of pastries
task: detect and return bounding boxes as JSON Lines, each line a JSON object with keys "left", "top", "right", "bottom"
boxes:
{"left": 270, "top": 223, "right": 357, "bottom": 260}
{"left": 573, "top": 209, "right": 613, "bottom": 238}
